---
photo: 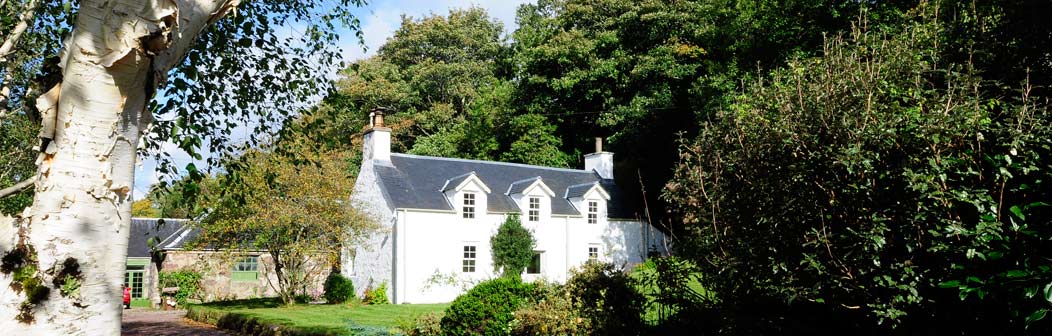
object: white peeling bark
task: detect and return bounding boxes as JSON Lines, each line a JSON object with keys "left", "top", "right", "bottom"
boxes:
{"left": 0, "top": 0, "right": 238, "bottom": 334}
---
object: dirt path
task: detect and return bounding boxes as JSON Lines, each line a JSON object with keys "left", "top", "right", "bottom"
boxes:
{"left": 122, "top": 309, "right": 231, "bottom": 336}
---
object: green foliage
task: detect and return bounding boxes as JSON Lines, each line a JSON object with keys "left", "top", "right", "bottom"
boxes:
{"left": 397, "top": 312, "right": 443, "bottom": 336}
{"left": 565, "top": 262, "right": 646, "bottom": 335}
{"left": 490, "top": 214, "right": 535, "bottom": 279}
{"left": 440, "top": 278, "right": 536, "bottom": 336}
{"left": 509, "top": 281, "right": 591, "bottom": 336}
{"left": 323, "top": 272, "right": 355, "bottom": 304}
{"left": 511, "top": 0, "right": 913, "bottom": 217}
{"left": 159, "top": 270, "right": 202, "bottom": 306}
{"left": 365, "top": 282, "right": 390, "bottom": 305}
{"left": 196, "top": 136, "right": 378, "bottom": 305}
{"left": 0, "top": 111, "right": 36, "bottom": 215}
{"left": 346, "top": 322, "right": 402, "bottom": 336}
{"left": 664, "top": 10, "right": 1052, "bottom": 333}
{"left": 130, "top": 199, "right": 161, "bottom": 218}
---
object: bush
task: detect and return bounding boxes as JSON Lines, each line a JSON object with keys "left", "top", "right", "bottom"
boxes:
{"left": 440, "top": 278, "right": 536, "bottom": 336}
{"left": 364, "top": 282, "right": 389, "bottom": 305}
{"left": 509, "top": 282, "right": 590, "bottom": 336}
{"left": 158, "top": 270, "right": 202, "bottom": 306}
{"left": 663, "top": 14, "right": 1052, "bottom": 333}
{"left": 490, "top": 214, "right": 535, "bottom": 279}
{"left": 566, "top": 262, "right": 645, "bottom": 336}
{"left": 347, "top": 322, "right": 401, "bottom": 336}
{"left": 323, "top": 272, "right": 355, "bottom": 304}
{"left": 398, "top": 312, "right": 443, "bottom": 336}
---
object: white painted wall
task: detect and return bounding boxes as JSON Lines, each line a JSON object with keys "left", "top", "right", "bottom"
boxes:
{"left": 344, "top": 159, "right": 395, "bottom": 299}
{"left": 347, "top": 157, "right": 669, "bottom": 304}
{"left": 388, "top": 189, "right": 666, "bottom": 304}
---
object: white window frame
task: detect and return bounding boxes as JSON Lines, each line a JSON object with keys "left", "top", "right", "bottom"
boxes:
{"left": 588, "top": 245, "right": 599, "bottom": 262}
{"left": 587, "top": 200, "right": 599, "bottom": 224}
{"left": 528, "top": 197, "right": 540, "bottom": 222}
{"left": 463, "top": 192, "right": 476, "bottom": 219}
{"left": 462, "top": 245, "right": 477, "bottom": 273}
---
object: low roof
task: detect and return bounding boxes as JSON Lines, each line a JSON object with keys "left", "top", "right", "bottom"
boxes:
{"left": 127, "top": 218, "right": 190, "bottom": 258}
{"left": 373, "top": 154, "right": 641, "bottom": 218}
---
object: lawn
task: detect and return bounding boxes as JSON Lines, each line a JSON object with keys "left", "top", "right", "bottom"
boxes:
{"left": 187, "top": 298, "right": 448, "bottom": 335}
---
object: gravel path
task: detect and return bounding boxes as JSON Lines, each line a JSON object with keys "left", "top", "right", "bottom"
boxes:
{"left": 122, "top": 309, "right": 231, "bottom": 336}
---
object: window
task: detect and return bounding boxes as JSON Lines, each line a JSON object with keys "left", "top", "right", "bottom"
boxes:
{"left": 462, "top": 245, "right": 477, "bottom": 272}
{"left": 463, "top": 193, "right": 476, "bottom": 219}
{"left": 527, "top": 251, "right": 542, "bottom": 274}
{"left": 232, "top": 256, "right": 259, "bottom": 282}
{"left": 588, "top": 246, "right": 599, "bottom": 262}
{"left": 587, "top": 201, "right": 599, "bottom": 224}
{"left": 528, "top": 197, "right": 540, "bottom": 222}
{"left": 124, "top": 265, "right": 145, "bottom": 299}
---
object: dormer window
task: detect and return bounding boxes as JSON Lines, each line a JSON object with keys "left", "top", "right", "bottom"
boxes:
{"left": 587, "top": 201, "right": 598, "bottom": 224}
{"left": 463, "top": 193, "right": 476, "bottom": 219}
{"left": 528, "top": 197, "right": 540, "bottom": 222}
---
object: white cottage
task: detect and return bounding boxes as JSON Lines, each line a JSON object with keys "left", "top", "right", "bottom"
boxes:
{"left": 345, "top": 111, "right": 667, "bottom": 304}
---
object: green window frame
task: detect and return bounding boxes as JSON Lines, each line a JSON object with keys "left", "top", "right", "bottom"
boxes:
{"left": 124, "top": 264, "right": 145, "bottom": 299}
{"left": 232, "top": 256, "right": 259, "bottom": 282}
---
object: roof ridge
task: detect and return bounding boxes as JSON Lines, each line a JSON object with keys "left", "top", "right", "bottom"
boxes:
{"left": 392, "top": 153, "right": 589, "bottom": 174}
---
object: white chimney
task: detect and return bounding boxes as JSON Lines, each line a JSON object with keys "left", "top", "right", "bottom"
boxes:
{"left": 584, "top": 137, "right": 613, "bottom": 179}
{"left": 363, "top": 108, "right": 391, "bottom": 162}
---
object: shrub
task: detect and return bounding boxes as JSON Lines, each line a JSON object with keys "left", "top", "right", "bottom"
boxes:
{"left": 490, "top": 214, "right": 535, "bottom": 279}
{"left": 323, "top": 272, "right": 355, "bottom": 304}
{"left": 364, "top": 282, "right": 389, "bottom": 305}
{"left": 158, "top": 270, "right": 202, "bottom": 306}
{"left": 347, "top": 322, "right": 402, "bottom": 336}
{"left": 440, "top": 278, "right": 536, "bottom": 336}
{"left": 566, "top": 262, "right": 645, "bottom": 336}
{"left": 398, "top": 312, "right": 443, "bottom": 336}
{"left": 509, "top": 282, "right": 590, "bottom": 336}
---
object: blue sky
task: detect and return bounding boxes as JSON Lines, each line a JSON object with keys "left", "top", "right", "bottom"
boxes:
{"left": 133, "top": 0, "right": 534, "bottom": 198}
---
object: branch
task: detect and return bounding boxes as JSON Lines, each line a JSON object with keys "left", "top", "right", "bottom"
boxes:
{"left": 0, "top": 0, "right": 41, "bottom": 60}
{"left": 0, "top": 177, "right": 34, "bottom": 199}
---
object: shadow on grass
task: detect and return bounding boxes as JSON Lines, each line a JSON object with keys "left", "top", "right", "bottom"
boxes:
{"left": 188, "top": 301, "right": 348, "bottom": 336}
{"left": 197, "top": 297, "right": 285, "bottom": 310}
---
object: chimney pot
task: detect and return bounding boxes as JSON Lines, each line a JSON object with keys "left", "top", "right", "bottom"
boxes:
{"left": 364, "top": 107, "right": 391, "bottom": 161}
{"left": 594, "top": 137, "right": 603, "bottom": 152}
{"left": 370, "top": 108, "right": 386, "bottom": 128}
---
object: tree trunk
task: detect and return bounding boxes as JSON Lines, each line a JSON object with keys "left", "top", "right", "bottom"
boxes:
{"left": 0, "top": 0, "right": 238, "bottom": 333}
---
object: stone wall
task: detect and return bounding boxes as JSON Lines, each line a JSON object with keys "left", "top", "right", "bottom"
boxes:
{"left": 157, "top": 250, "right": 329, "bottom": 302}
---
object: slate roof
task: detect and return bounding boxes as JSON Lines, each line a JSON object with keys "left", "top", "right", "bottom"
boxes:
{"left": 373, "top": 154, "right": 642, "bottom": 219}
{"left": 565, "top": 182, "right": 600, "bottom": 199}
{"left": 127, "top": 218, "right": 190, "bottom": 258}
{"left": 506, "top": 177, "right": 543, "bottom": 195}
{"left": 440, "top": 172, "right": 478, "bottom": 192}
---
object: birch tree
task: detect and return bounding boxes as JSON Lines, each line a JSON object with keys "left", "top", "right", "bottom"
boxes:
{"left": 0, "top": 0, "right": 363, "bottom": 333}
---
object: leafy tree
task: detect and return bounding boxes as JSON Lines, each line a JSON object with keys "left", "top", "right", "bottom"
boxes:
{"left": 0, "top": 111, "right": 34, "bottom": 215}
{"left": 664, "top": 10, "right": 1052, "bottom": 333}
{"left": 193, "top": 135, "right": 379, "bottom": 305}
{"left": 511, "top": 0, "right": 912, "bottom": 222}
{"left": 321, "top": 8, "right": 576, "bottom": 168}
{"left": 0, "top": 0, "right": 363, "bottom": 331}
{"left": 490, "top": 214, "right": 535, "bottom": 279}
{"left": 144, "top": 173, "right": 219, "bottom": 219}
{"left": 130, "top": 199, "right": 160, "bottom": 218}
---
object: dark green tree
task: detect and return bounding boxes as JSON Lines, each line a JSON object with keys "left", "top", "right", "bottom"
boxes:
{"left": 511, "top": 0, "right": 913, "bottom": 222}
{"left": 490, "top": 214, "right": 535, "bottom": 279}
{"left": 664, "top": 9, "right": 1052, "bottom": 333}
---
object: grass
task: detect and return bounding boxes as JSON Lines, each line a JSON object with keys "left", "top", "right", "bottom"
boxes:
{"left": 130, "top": 298, "right": 151, "bottom": 308}
{"left": 630, "top": 262, "right": 708, "bottom": 324}
{"left": 187, "top": 298, "right": 448, "bottom": 336}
